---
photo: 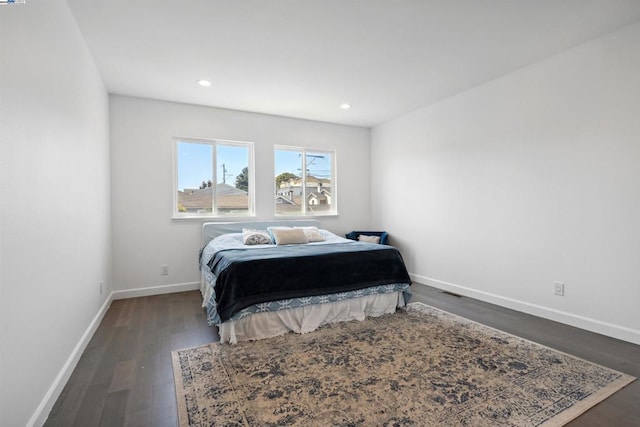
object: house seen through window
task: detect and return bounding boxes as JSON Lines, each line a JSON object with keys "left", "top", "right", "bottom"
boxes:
{"left": 174, "top": 138, "right": 254, "bottom": 217}
{"left": 275, "top": 146, "right": 336, "bottom": 216}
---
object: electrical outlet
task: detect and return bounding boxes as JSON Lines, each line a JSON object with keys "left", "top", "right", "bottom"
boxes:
{"left": 161, "top": 265, "right": 169, "bottom": 276}
{"left": 100, "top": 281, "right": 103, "bottom": 295}
{"left": 554, "top": 282, "right": 564, "bottom": 296}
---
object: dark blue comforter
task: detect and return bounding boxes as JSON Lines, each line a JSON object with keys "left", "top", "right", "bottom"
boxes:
{"left": 206, "top": 242, "right": 411, "bottom": 322}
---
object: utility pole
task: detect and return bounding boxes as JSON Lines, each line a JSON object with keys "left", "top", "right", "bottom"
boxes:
{"left": 221, "top": 164, "right": 233, "bottom": 184}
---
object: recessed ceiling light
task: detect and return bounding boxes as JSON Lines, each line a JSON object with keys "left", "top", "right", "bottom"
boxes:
{"left": 340, "top": 103, "right": 351, "bottom": 110}
{"left": 198, "top": 79, "right": 212, "bottom": 87}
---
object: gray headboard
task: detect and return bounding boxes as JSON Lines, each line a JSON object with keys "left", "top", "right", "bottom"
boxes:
{"left": 202, "top": 219, "right": 321, "bottom": 247}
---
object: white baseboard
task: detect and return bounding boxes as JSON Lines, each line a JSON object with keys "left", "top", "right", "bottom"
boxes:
{"left": 411, "top": 273, "right": 640, "bottom": 346}
{"left": 28, "top": 293, "right": 113, "bottom": 427}
{"left": 112, "top": 281, "right": 200, "bottom": 300}
{"left": 31, "top": 281, "right": 201, "bottom": 426}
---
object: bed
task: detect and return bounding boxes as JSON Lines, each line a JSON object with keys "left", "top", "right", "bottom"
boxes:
{"left": 199, "top": 220, "right": 411, "bottom": 343}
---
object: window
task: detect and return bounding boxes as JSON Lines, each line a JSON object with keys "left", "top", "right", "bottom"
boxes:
{"left": 274, "top": 146, "right": 336, "bottom": 216}
{"left": 174, "top": 138, "right": 254, "bottom": 217}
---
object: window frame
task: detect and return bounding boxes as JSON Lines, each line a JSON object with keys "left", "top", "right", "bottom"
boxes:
{"left": 274, "top": 145, "right": 338, "bottom": 217}
{"left": 172, "top": 137, "right": 255, "bottom": 219}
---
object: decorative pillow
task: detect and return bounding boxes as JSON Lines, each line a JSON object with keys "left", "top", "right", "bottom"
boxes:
{"left": 269, "top": 227, "right": 309, "bottom": 245}
{"left": 266, "top": 226, "right": 290, "bottom": 243}
{"left": 295, "top": 226, "right": 326, "bottom": 242}
{"left": 358, "top": 234, "right": 380, "bottom": 244}
{"left": 242, "top": 229, "right": 272, "bottom": 245}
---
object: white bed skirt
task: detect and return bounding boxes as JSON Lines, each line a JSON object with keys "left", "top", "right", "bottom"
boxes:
{"left": 217, "top": 292, "right": 404, "bottom": 344}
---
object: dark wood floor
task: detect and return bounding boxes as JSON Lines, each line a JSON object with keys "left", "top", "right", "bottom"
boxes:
{"left": 45, "top": 285, "right": 639, "bottom": 427}
{"left": 45, "top": 292, "right": 218, "bottom": 427}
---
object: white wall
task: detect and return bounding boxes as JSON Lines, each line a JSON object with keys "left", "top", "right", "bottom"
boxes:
{"left": 372, "top": 21, "right": 640, "bottom": 344}
{"left": 0, "top": 1, "right": 111, "bottom": 426}
{"left": 109, "top": 96, "right": 370, "bottom": 294}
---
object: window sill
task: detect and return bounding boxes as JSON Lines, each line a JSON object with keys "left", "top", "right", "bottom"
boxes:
{"left": 172, "top": 214, "right": 257, "bottom": 221}
{"left": 172, "top": 213, "right": 338, "bottom": 221}
{"left": 274, "top": 213, "right": 339, "bottom": 219}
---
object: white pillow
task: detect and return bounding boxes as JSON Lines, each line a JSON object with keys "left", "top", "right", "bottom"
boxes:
{"left": 242, "top": 229, "right": 272, "bottom": 245}
{"left": 358, "top": 234, "right": 380, "bottom": 244}
{"left": 295, "top": 226, "right": 326, "bottom": 242}
{"left": 269, "top": 227, "right": 309, "bottom": 245}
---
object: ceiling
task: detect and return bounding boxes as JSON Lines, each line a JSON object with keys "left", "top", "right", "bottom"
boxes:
{"left": 67, "top": 0, "right": 640, "bottom": 127}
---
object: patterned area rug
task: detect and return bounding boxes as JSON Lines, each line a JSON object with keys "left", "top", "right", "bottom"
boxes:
{"left": 172, "top": 302, "right": 634, "bottom": 426}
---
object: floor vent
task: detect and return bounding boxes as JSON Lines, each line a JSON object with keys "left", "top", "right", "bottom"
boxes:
{"left": 441, "top": 290, "right": 463, "bottom": 298}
